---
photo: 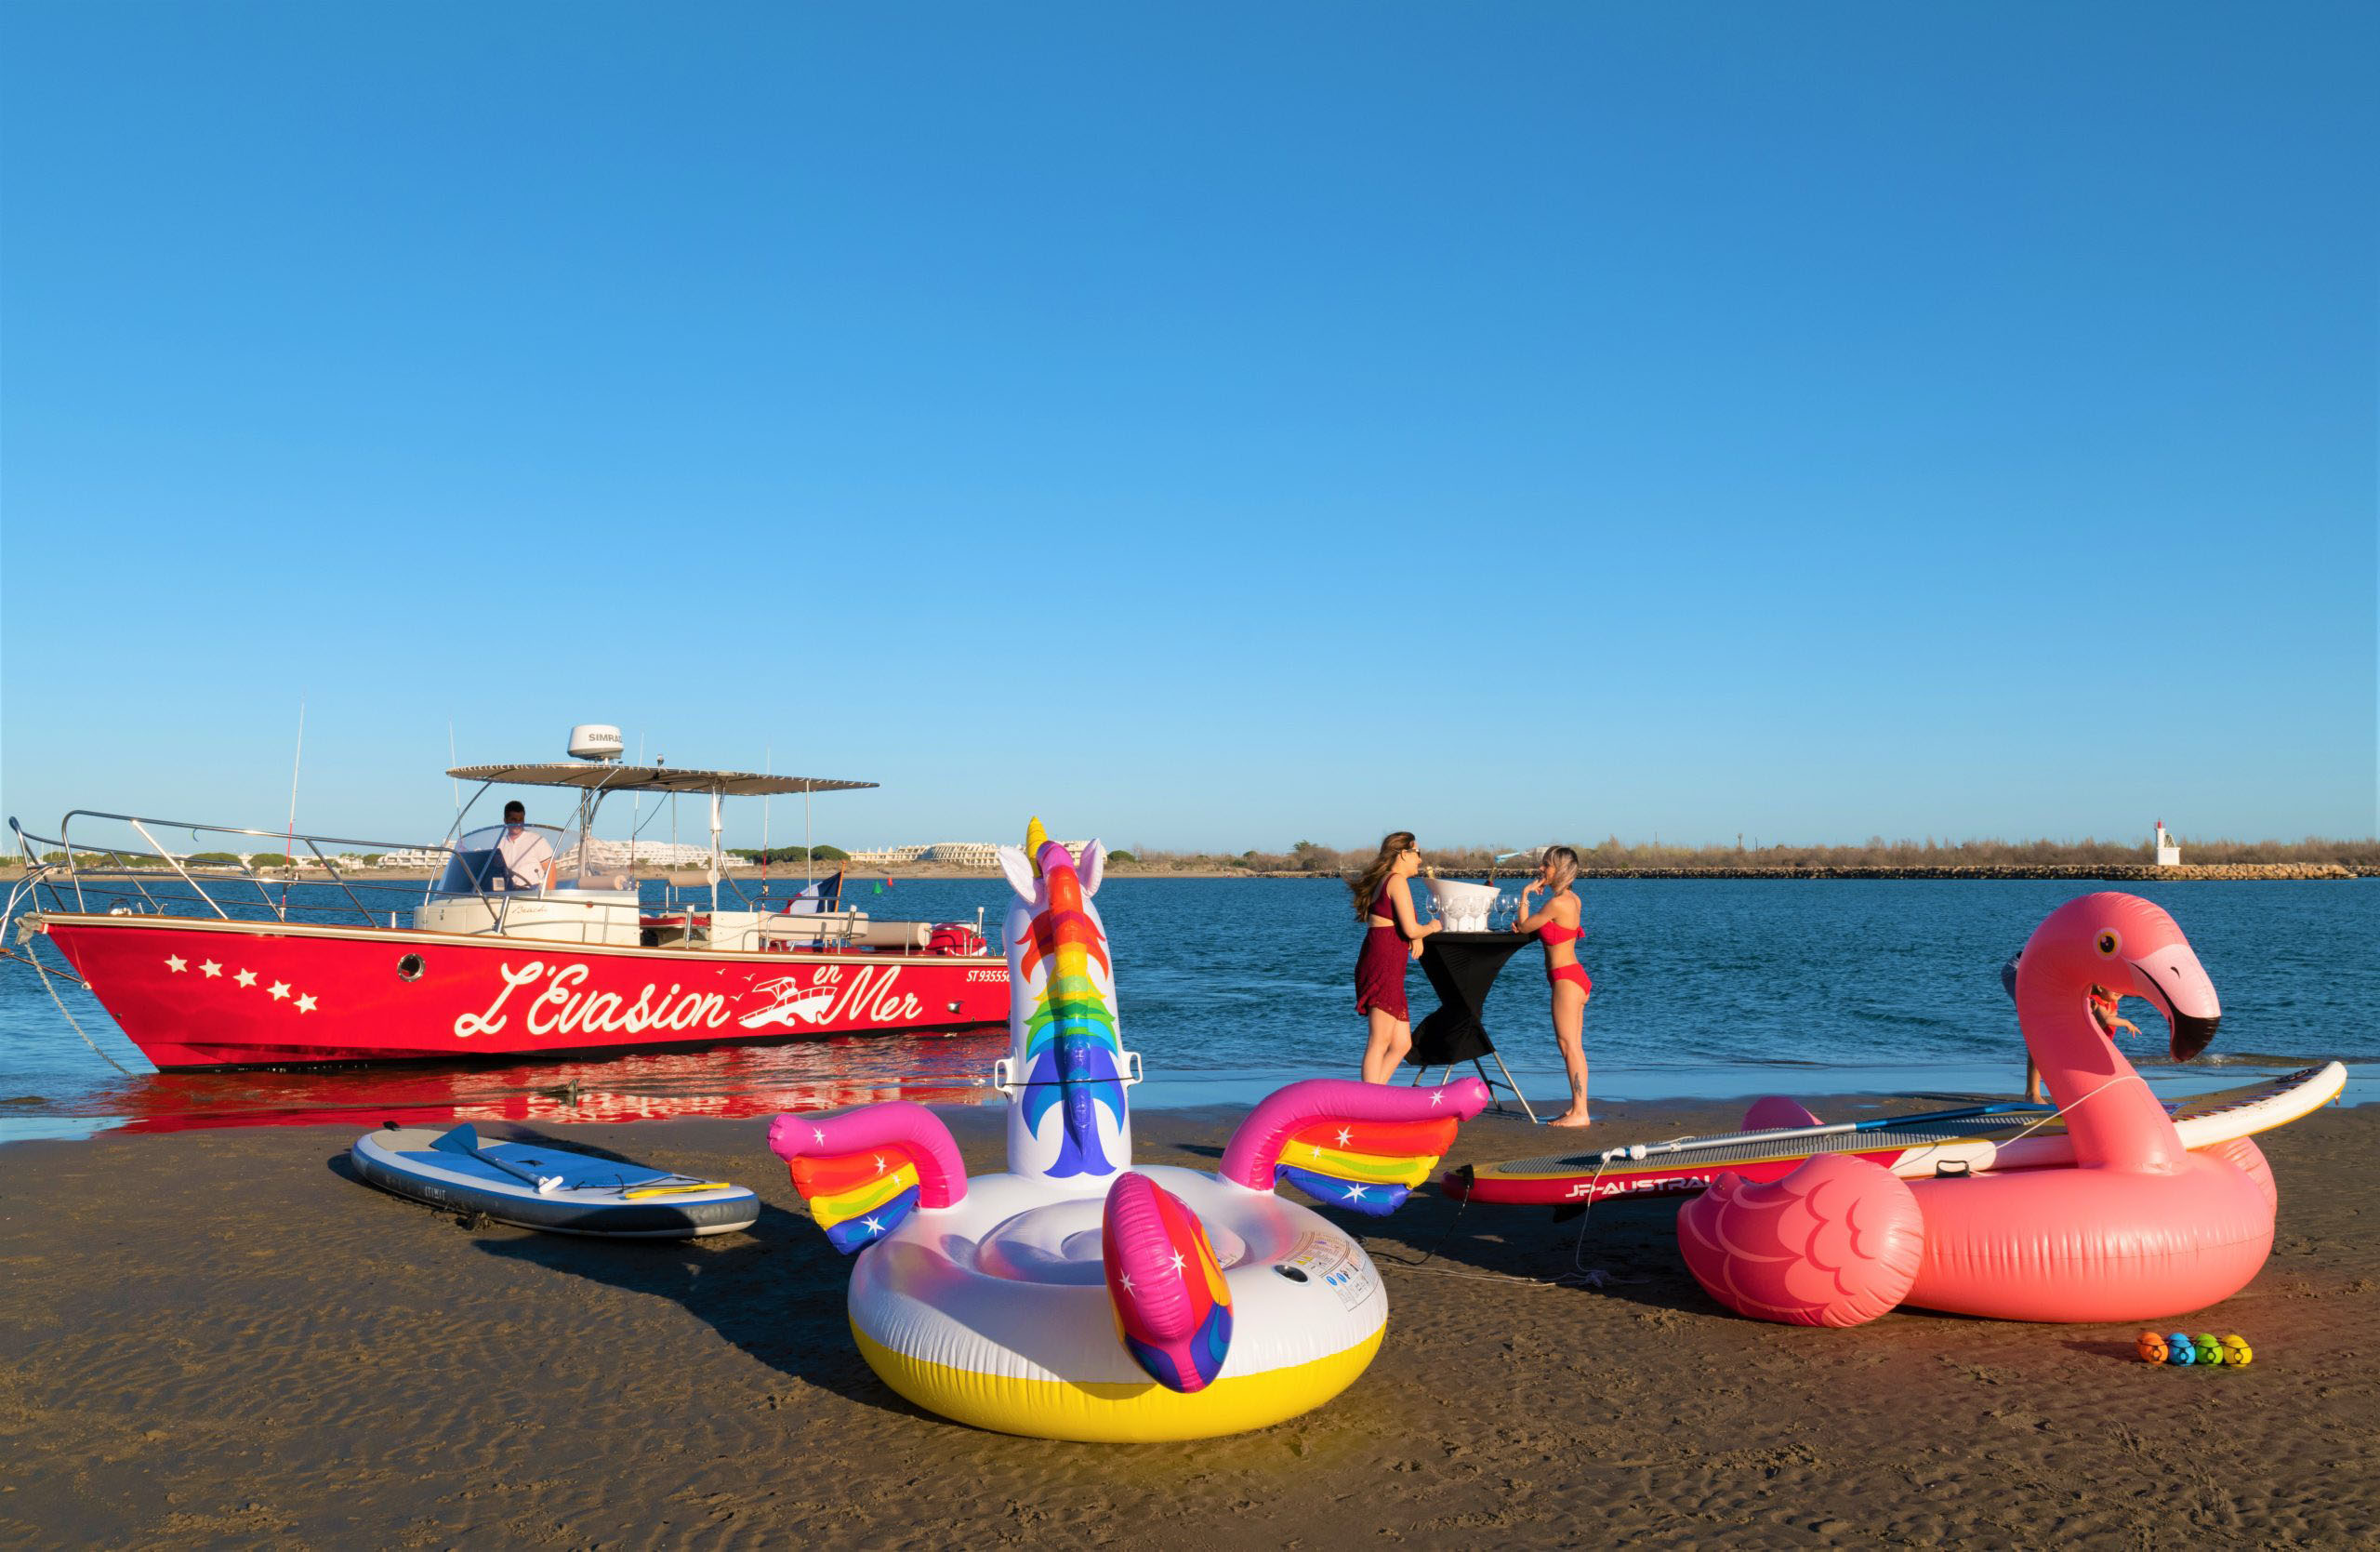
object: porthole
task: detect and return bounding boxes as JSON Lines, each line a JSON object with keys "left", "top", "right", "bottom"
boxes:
{"left": 398, "top": 953, "right": 425, "bottom": 982}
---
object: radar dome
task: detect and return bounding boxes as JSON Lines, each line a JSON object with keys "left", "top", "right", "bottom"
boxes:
{"left": 568, "top": 724, "right": 625, "bottom": 763}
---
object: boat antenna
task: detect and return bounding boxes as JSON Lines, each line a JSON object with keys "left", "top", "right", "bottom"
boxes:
{"left": 447, "top": 719, "right": 460, "bottom": 815}
{"left": 630, "top": 731, "right": 644, "bottom": 878}
{"left": 760, "top": 745, "right": 771, "bottom": 904}
{"left": 280, "top": 697, "right": 306, "bottom": 916}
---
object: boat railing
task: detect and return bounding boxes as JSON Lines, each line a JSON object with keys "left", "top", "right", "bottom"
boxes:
{"left": 7, "top": 811, "right": 448, "bottom": 931}
{"left": 7, "top": 812, "right": 1000, "bottom": 957}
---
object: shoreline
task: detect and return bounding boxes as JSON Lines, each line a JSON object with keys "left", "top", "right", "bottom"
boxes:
{"left": 8, "top": 1055, "right": 2366, "bottom": 1147}
{"left": 4, "top": 861, "right": 2365, "bottom": 884}
{"left": 3, "top": 1096, "right": 2373, "bottom": 1545}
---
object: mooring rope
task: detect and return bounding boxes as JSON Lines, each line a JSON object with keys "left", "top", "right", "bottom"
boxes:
{"left": 17, "top": 938, "right": 137, "bottom": 1078}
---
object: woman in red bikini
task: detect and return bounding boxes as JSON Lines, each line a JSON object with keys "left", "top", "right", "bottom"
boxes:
{"left": 1514, "top": 845, "right": 1593, "bottom": 1127}
{"left": 1350, "top": 832, "right": 1440, "bottom": 1083}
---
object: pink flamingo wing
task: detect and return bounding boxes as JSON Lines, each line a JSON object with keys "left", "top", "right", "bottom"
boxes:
{"left": 1679, "top": 1157, "right": 1924, "bottom": 1328}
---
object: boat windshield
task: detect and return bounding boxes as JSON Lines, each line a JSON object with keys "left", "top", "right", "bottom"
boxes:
{"left": 433, "top": 823, "right": 600, "bottom": 896}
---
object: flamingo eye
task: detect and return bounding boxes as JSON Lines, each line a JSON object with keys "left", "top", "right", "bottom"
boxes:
{"left": 2096, "top": 931, "right": 2122, "bottom": 957}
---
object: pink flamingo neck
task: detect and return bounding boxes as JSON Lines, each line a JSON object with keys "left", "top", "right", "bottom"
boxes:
{"left": 2014, "top": 955, "right": 2185, "bottom": 1174}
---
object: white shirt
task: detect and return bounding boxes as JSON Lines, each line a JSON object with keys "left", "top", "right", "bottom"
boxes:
{"left": 496, "top": 826, "right": 555, "bottom": 890}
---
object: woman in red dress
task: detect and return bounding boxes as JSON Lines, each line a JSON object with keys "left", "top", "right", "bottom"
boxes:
{"left": 1514, "top": 845, "right": 1593, "bottom": 1126}
{"left": 1351, "top": 831, "right": 1440, "bottom": 1082}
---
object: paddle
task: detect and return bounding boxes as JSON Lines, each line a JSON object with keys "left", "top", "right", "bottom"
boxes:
{"left": 619, "top": 1180, "right": 734, "bottom": 1200}
{"left": 431, "top": 1123, "right": 563, "bottom": 1194}
{"left": 1597, "top": 1099, "right": 2054, "bottom": 1165}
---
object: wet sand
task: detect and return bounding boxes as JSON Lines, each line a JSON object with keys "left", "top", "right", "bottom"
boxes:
{"left": 2, "top": 1095, "right": 2372, "bottom": 1548}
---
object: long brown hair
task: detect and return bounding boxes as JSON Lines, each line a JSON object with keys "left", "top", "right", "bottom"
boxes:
{"left": 1543, "top": 845, "right": 1580, "bottom": 894}
{"left": 1351, "top": 832, "right": 1417, "bottom": 921}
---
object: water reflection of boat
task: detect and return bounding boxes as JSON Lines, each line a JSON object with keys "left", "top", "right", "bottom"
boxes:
{"left": 7, "top": 726, "right": 1008, "bottom": 1070}
{"left": 90, "top": 1032, "right": 1009, "bottom": 1134}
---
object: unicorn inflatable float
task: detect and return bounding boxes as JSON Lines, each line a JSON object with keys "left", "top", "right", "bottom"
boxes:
{"left": 769, "top": 819, "right": 1489, "bottom": 1441}
{"left": 1678, "top": 893, "right": 2279, "bottom": 1327}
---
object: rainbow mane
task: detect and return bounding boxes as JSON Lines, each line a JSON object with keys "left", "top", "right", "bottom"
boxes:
{"left": 1006, "top": 818, "right": 1129, "bottom": 1180}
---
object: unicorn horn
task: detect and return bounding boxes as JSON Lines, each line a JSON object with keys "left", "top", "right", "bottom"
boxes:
{"left": 1025, "top": 816, "right": 1050, "bottom": 874}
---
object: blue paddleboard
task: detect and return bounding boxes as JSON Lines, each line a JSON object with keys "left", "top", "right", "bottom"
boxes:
{"left": 350, "top": 1123, "right": 760, "bottom": 1238}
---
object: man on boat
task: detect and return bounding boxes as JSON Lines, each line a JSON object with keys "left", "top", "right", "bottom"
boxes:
{"left": 496, "top": 801, "right": 556, "bottom": 892}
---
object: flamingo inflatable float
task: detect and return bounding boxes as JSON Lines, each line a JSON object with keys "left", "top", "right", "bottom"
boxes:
{"left": 769, "top": 819, "right": 1488, "bottom": 1439}
{"left": 1678, "top": 893, "right": 2277, "bottom": 1326}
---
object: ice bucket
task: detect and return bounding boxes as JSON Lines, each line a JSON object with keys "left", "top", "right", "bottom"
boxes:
{"left": 1423, "top": 878, "right": 1501, "bottom": 934}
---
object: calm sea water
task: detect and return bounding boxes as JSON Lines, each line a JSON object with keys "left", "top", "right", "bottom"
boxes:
{"left": 3, "top": 876, "right": 2373, "bottom": 1140}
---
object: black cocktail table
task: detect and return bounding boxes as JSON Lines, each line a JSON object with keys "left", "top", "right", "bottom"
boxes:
{"left": 1405, "top": 930, "right": 1539, "bottom": 1121}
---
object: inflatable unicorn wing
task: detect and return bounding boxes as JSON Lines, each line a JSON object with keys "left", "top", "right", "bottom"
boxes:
{"left": 1224, "top": 1076, "right": 1491, "bottom": 1217}
{"left": 768, "top": 1104, "right": 965, "bottom": 1254}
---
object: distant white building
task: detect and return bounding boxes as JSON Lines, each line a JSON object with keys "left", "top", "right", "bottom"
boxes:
{"left": 2155, "top": 821, "right": 2181, "bottom": 868}
{"left": 842, "top": 843, "right": 929, "bottom": 868}
{"left": 573, "top": 837, "right": 715, "bottom": 870}
{"left": 371, "top": 847, "right": 456, "bottom": 869}
{"left": 363, "top": 838, "right": 719, "bottom": 872}
{"left": 845, "top": 841, "right": 1091, "bottom": 869}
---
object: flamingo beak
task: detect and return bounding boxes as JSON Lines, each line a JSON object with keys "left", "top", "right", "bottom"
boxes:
{"left": 2126, "top": 942, "right": 2222, "bottom": 1061}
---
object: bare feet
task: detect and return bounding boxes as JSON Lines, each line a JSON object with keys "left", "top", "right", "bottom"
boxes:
{"left": 1547, "top": 1110, "right": 1592, "bottom": 1128}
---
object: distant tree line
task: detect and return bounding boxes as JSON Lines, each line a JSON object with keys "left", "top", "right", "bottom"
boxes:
{"left": 729, "top": 845, "right": 849, "bottom": 864}
{"left": 1109, "top": 834, "right": 2380, "bottom": 873}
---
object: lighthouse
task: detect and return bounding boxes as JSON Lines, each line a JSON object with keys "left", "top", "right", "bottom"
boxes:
{"left": 2154, "top": 820, "right": 2182, "bottom": 868}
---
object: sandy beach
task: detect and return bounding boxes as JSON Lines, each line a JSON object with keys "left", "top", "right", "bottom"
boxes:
{"left": 1, "top": 1094, "right": 2372, "bottom": 1548}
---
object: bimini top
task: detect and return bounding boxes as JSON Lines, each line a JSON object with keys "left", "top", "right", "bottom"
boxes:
{"left": 447, "top": 763, "right": 877, "bottom": 797}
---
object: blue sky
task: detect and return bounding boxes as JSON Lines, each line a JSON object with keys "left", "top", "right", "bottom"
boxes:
{"left": 3, "top": 3, "right": 2373, "bottom": 854}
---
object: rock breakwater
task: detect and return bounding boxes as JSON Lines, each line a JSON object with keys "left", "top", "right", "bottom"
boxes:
{"left": 1565, "top": 863, "right": 2357, "bottom": 882}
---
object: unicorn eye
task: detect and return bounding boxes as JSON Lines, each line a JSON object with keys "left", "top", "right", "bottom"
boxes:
{"left": 2096, "top": 931, "right": 2122, "bottom": 957}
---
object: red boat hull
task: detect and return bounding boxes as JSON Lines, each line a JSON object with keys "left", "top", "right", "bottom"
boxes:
{"left": 36, "top": 912, "right": 1009, "bottom": 1069}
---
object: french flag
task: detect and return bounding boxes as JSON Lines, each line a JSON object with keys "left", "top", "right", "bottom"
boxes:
{"left": 784, "top": 872, "right": 845, "bottom": 914}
